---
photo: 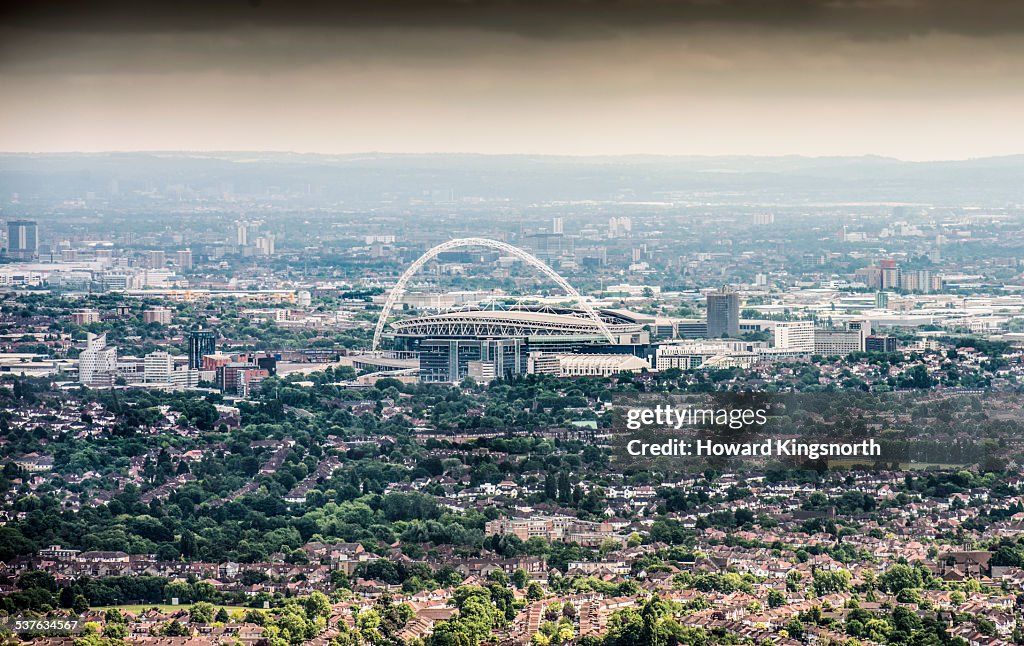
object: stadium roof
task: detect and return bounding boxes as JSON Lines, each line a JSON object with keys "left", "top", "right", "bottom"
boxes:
{"left": 389, "top": 307, "right": 642, "bottom": 339}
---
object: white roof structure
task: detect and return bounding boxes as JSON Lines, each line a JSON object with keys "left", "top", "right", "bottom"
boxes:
{"left": 390, "top": 307, "right": 642, "bottom": 339}
{"left": 372, "top": 237, "right": 618, "bottom": 348}
{"left": 556, "top": 353, "right": 650, "bottom": 377}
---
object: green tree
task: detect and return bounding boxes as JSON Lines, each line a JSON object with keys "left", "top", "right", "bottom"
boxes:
{"left": 812, "top": 569, "right": 851, "bottom": 596}
{"left": 72, "top": 594, "right": 90, "bottom": 614}
{"left": 879, "top": 563, "right": 922, "bottom": 593}
{"left": 527, "top": 582, "right": 544, "bottom": 601}
{"left": 162, "top": 620, "right": 191, "bottom": 637}
{"left": 189, "top": 601, "right": 216, "bottom": 624}
{"left": 103, "top": 623, "right": 128, "bottom": 640}
{"left": 303, "top": 591, "right": 331, "bottom": 621}
{"left": 512, "top": 568, "right": 529, "bottom": 589}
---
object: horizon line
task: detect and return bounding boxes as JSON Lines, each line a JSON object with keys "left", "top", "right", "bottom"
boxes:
{"left": 2, "top": 149, "right": 1023, "bottom": 164}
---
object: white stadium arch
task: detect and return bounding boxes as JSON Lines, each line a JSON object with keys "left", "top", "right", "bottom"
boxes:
{"left": 372, "top": 238, "right": 616, "bottom": 350}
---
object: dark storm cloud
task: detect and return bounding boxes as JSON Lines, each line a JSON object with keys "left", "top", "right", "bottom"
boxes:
{"left": 2, "top": 0, "right": 1024, "bottom": 158}
{"left": 5, "top": 0, "right": 1024, "bottom": 76}
{"left": 2, "top": 0, "right": 1024, "bottom": 41}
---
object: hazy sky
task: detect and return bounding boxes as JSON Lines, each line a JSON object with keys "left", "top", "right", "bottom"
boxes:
{"left": 2, "top": 0, "right": 1024, "bottom": 159}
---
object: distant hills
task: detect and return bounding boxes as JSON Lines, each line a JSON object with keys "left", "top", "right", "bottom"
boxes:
{"left": 1, "top": 152, "right": 1022, "bottom": 205}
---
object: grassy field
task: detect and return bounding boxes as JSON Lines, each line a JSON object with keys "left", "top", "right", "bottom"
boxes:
{"left": 91, "top": 604, "right": 254, "bottom": 614}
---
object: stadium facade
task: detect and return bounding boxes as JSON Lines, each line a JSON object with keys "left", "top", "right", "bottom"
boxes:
{"left": 388, "top": 306, "right": 650, "bottom": 383}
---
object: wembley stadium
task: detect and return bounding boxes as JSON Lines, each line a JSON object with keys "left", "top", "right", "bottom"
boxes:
{"left": 369, "top": 239, "right": 652, "bottom": 383}
{"left": 385, "top": 306, "right": 650, "bottom": 383}
{"left": 389, "top": 306, "right": 644, "bottom": 342}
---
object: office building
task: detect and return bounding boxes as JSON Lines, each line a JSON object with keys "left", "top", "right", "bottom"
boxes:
{"left": 255, "top": 234, "right": 276, "bottom": 256}
{"left": 235, "top": 366, "right": 268, "bottom": 397}
{"left": 171, "top": 369, "right": 201, "bottom": 390}
{"left": 522, "top": 233, "right": 570, "bottom": 265}
{"left": 144, "top": 351, "right": 173, "bottom": 384}
{"left": 553, "top": 353, "right": 649, "bottom": 377}
{"left": 143, "top": 307, "right": 173, "bottom": 325}
{"left": 145, "top": 250, "right": 166, "bottom": 269}
{"left": 848, "top": 319, "right": 871, "bottom": 338}
{"left": 176, "top": 249, "right": 193, "bottom": 270}
{"left": 608, "top": 217, "right": 632, "bottom": 238}
{"left": 418, "top": 338, "right": 526, "bottom": 384}
{"left": 854, "top": 265, "right": 882, "bottom": 289}
{"left": 99, "top": 272, "right": 131, "bottom": 291}
{"left": 466, "top": 360, "right": 497, "bottom": 383}
{"left": 6, "top": 220, "right": 38, "bottom": 260}
{"left": 813, "top": 329, "right": 862, "bottom": 356}
{"left": 219, "top": 363, "right": 269, "bottom": 395}
{"left": 527, "top": 352, "right": 561, "bottom": 376}
{"left": 79, "top": 333, "right": 117, "bottom": 387}
{"left": 188, "top": 330, "right": 217, "bottom": 369}
{"left": 235, "top": 220, "right": 249, "bottom": 246}
{"left": 899, "top": 269, "right": 940, "bottom": 293}
{"left": 773, "top": 321, "right": 815, "bottom": 352}
{"left": 706, "top": 287, "right": 740, "bottom": 338}
{"left": 813, "top": 320, "right": 870, "bottom": 356}
{"left": 865, "top": 335, "right": 898, "bottom": 353}
{"left": 71, "top": 310, "right": 101, "bottom": 325}
{"left": 234, "top": 219, "right": 263, "bottom": 248}
{"left": 675, "top": 319, "right": 708, "bottom": 339}
{"left": 202, "top": 353, "right": 233, "bottom": 373}
{"left": 880, "top": 259, "right": 901, "bottom": 290}
{"left": 656, "top": 341, "right": 760, "bottom": 370}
